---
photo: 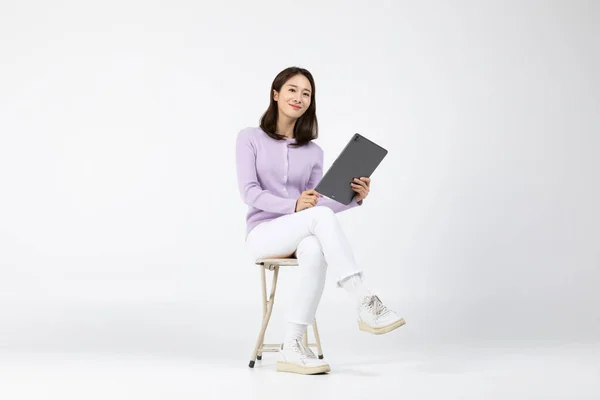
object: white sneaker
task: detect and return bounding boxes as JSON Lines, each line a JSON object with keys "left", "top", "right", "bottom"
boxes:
{"left": 357, "top": 295, "right": 406, "bottom": 334}
{"left": 276, "top": 339, "right": 331, "bottom": 375}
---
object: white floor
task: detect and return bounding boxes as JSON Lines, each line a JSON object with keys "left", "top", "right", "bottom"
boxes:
{"left": 1, "top": 301, "right": 599, "bottom": 400}
{"left": 1, "top": 344, "right": 599, "bottom": 400}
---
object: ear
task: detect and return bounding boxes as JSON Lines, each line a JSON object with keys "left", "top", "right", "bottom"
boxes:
{"left": 273, "top": 90, "right": 279, "bottom": 101}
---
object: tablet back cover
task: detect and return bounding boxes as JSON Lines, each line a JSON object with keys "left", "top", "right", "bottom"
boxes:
{"left": 315, "top": 134, "right": 388, "bottom": 205}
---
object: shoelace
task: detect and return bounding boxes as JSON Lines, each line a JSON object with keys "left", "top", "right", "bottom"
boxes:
{"left": 290, "top": 340, "right": 317, "bottom": 359}
{"left": 364, "top": 295, "right": 390, "bottom": 317}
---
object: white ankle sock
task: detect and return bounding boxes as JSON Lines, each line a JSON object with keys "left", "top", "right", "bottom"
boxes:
{"left": 284, "top": 322, "right": 307, "bottom": 344}
{"left": 340, "top": 274, "right": 373, "bottom": 304}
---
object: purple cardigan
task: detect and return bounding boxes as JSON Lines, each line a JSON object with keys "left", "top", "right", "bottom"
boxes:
{"left": 236, "top": 127, "right": 361, "bottom": 236}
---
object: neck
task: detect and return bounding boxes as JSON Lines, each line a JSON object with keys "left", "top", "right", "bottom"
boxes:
{"left": 276, "top": 115, "right": 297, "bottom": 139}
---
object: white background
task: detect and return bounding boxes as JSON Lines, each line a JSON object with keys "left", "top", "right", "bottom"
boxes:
{"left": 1, "top": 0, "right": 599, "bottom": 398}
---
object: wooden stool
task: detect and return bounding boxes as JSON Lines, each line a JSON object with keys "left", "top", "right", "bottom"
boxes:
{"left": 248, "top": 257, "right": 324, "bottom": 368}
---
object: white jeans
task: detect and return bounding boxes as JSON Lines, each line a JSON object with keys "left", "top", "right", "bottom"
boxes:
{"left": 245, "top": 206, "right": 363, "bottom": 325}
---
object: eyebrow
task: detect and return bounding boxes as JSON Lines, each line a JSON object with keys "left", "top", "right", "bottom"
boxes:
{"left": 286, "top": 84, "right": 311, "bottom": 93}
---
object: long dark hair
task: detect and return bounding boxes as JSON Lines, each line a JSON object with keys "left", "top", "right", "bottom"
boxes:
{"left": 259, "top": 66, "right": 318, "bottom": 147}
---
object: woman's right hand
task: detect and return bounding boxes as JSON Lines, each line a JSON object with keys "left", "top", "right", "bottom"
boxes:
{"left": 295, "top": 189, "right": 320, "bottom": 212}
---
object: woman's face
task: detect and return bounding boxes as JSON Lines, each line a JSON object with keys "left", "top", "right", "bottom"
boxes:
{"left": 273, "top": 74, "right": 312, "bottom": 121}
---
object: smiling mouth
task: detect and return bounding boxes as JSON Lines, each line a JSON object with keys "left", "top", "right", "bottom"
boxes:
{"left": 290, "top": 104, "right": 301, "bottom": 110}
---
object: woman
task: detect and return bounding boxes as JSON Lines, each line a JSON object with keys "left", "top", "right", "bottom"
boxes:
{"left": 235, "top": 66, "right": 405, "bottom": 375}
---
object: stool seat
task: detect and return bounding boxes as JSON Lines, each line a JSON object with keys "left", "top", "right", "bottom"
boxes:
{"left": 256, "top": 257, "right": 298, "bottom": 269}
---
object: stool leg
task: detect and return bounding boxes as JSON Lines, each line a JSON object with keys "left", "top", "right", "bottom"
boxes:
{"left": 303, "top": 327, "right": 308, "bottom": 347}
{"left": 257, "top": 267, "right": 268, "bottom": 360}
{"left": 312, "top": 319, "right": 324, "bottom": 359}
{"left": 249, "top": 266, "right": 280, "bottom": 368}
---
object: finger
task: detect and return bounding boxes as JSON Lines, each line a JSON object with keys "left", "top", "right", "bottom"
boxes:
{"left": 303, "top": 193, "right": 319, "bottom": 203}
{"left": 352, "top": 183, "right": 366, "bottom": 196}
{"left": 361, "top": 177, "right": 371, "bottom": 185}
{"left": 353, "top": 178, "right": 367, "bottom": 187}
{"left": 352, "top": 180, "right": 367, "bottom": 190}
{"left": 305, "top": 189, "right": 319, "bottom": 197}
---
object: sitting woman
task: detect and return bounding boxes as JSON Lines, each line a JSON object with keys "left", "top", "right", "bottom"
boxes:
{"left": 235, "top": 66, "right": 405, "bottom": 375}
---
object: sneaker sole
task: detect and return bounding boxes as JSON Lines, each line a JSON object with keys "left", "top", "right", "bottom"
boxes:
{"left": 358, "top": 318, "right": 406, "bottom": 335}
{"left": 276, "top": 361, "right": 331, "bottom": 375}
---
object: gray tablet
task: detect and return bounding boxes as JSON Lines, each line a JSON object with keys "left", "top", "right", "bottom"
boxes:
{"left": 315, "top": 133, "right": 388, "bottom": 205}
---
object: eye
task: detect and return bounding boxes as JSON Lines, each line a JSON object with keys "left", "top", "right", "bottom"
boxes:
{"left": 303, "top": 93, "right": 310, "bottom": 97}
{"left": 289, "top": 88, "right": 296, "bottom": 92}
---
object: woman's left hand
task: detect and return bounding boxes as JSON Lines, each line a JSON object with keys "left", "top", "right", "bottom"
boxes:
{"left": 351, "top": 177, "right": 371, "bottom": 202}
